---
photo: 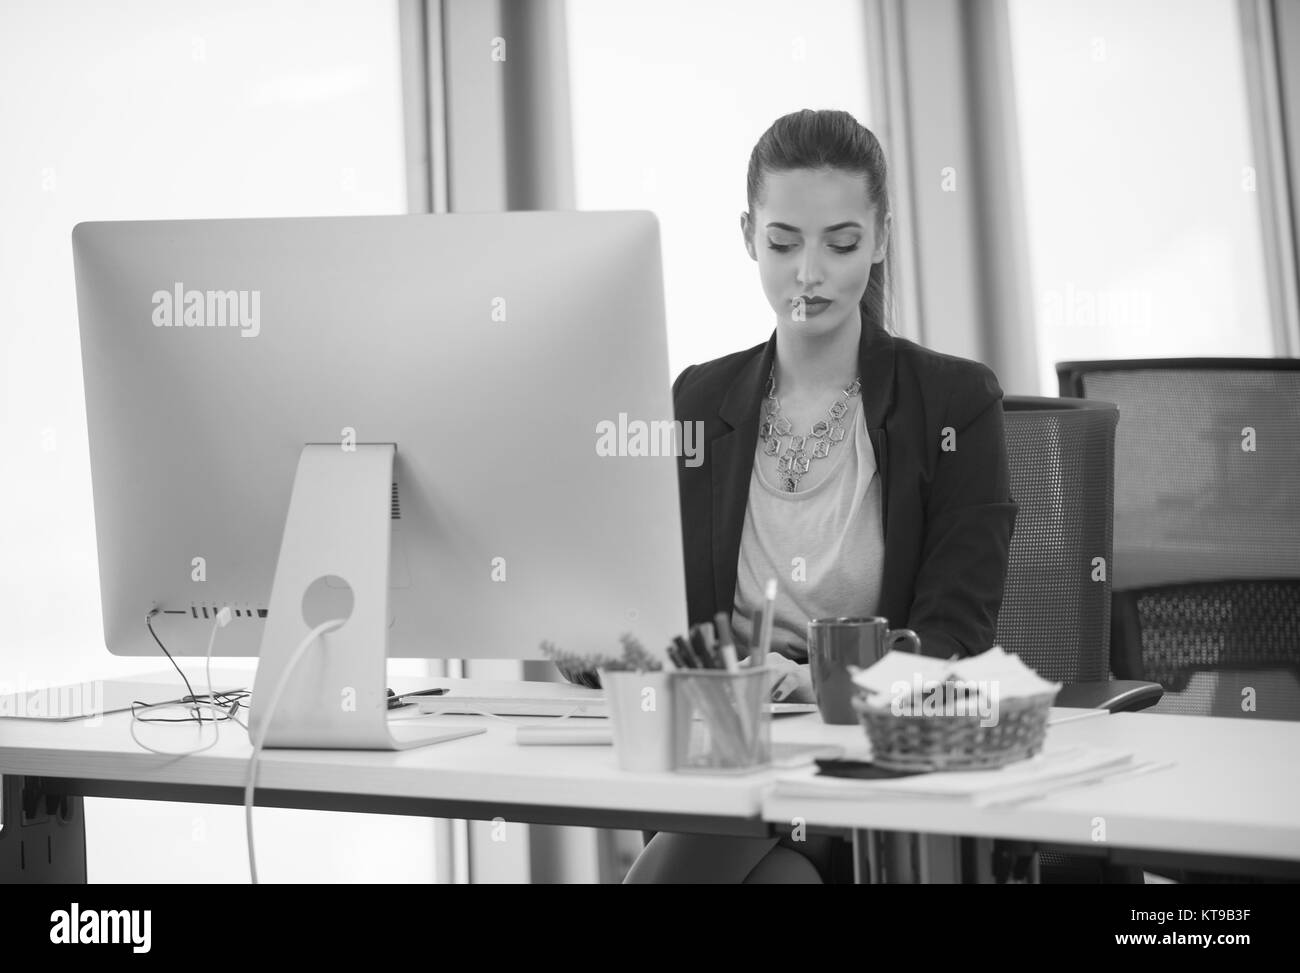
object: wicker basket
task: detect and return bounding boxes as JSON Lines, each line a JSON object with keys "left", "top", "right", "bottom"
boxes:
{"left": 851, "top": 689, "right": 1057, "bottom": 772}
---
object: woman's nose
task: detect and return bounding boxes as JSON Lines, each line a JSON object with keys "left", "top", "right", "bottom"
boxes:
{"left": 796, "top": 252, "right": 824, "bottom": 287}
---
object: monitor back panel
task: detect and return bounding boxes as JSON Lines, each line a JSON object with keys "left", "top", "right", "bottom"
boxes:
{"left": 73, "top": 211, "right": 687, "bottom": 660}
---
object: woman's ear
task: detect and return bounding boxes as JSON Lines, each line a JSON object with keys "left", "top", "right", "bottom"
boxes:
{"left": 740, "top": 212, "right": 757, "bottom": 261}
{"left": 873, "top": 211, "right": 892, "bottom": 264}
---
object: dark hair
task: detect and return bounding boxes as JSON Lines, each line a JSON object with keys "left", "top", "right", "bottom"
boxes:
{"left": 745, "top": 109, "right": 894, "bottom": 334}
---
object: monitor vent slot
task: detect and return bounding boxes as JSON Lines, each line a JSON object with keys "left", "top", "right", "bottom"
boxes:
{"left": 188, "top": 605, "right": 267, "bottom": 619}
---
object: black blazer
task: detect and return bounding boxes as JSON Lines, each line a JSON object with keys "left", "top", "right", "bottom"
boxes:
{"left": 673, "top": 319, "right": 1017, "bottom": 660}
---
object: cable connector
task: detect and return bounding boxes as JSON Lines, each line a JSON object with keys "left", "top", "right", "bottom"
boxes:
{"left": 216, "top": 606, "right": 233, "bottom": 628}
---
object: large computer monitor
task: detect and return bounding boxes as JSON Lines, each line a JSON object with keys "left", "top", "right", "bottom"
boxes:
{"left": 72, "top": 212, "right": 689, "bottom": 675}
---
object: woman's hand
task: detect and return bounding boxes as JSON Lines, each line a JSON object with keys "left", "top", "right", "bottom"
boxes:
{"left": 750, "top": 651, "right": 815, "bottom": 703}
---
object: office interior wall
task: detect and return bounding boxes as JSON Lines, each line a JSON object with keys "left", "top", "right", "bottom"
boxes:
{"left": 0, "top": 0, "right": 439, "bottom": 882}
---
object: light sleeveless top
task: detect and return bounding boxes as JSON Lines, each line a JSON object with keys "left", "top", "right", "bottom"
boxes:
{"left": 729, "top": 398, "right": 885, "bottom": 660}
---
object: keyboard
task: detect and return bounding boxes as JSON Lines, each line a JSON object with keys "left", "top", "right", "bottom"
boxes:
{"left": 416, "top": 696, "right": 822, "bottom": 719}
{"left": 416, "top": 695, "right": 607, "bottom": 718}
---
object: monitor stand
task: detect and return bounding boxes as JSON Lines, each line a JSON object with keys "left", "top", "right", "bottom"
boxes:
{"left": 250, "top": 443, "right": 483, "bottom": 751}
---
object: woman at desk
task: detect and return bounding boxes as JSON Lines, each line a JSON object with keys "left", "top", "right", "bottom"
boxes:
{"left": 564, "top": 109, "right": 1017, "bottom": 883}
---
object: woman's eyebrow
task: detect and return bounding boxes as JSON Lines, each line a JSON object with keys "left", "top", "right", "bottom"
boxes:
{"left": 765, "top": 221, "right": 863, "bottom": 233}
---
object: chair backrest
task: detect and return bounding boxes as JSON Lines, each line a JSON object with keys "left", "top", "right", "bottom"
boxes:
{"left": 1111, "top": 580, "right": 1300, "bottom": 718}
{"left": 995, "top": 396, "right": 1118, "bottom": 684}
{"left": 1057, "top": 359, "right": 1300, "bottom": 718}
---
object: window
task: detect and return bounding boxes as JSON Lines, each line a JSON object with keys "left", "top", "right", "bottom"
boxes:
{"left": 566, "top": 0, "right": 872, "bottom": 377}
{"left": 1008, "top": 0, "right": 1273, "bottom": 393}
{"left": 0, "top": 0, "right": 424, "bottom": 882}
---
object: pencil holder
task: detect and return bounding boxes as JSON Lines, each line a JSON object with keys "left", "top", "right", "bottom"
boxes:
{"left": 600, "top": 669, "right": 673, "bottom": 772}
{"left": 670, "top": 668, "right": 772, "bottom": 774}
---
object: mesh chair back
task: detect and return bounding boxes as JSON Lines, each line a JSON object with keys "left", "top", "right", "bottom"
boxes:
{"left": 1058, "top": 361, "right": 1300, "bottom": 589}
{"left": 1058, "top": 360, "right": 1300, "bottom": 718}
{"left": 1112, "top": 580, "right": 1300, "bottom": 718}
{"left": 996, "top": 397, "right": 1118, "bottom": 684}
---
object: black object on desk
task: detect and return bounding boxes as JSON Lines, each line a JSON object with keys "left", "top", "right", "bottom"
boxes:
{"left": 813, "top": 757, "right": 928, "bottom": 780}
{"left": 386, "top": 687, "right": 449, "bottom": 710}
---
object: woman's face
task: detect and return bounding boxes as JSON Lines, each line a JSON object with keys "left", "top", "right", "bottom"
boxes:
{"left": 742, "top": 167, "right": 889, "bottom": 336}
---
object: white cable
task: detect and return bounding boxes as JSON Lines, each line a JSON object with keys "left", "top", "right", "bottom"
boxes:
{"left": 245, "top": 618, "right": 346, "bottom": 885}
{"left": 129, "top": 608, "right": 233, "bottom": 756}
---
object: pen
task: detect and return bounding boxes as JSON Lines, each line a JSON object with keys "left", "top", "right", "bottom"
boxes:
{"left": 673, "top": 634, "right": 700, "bottom": 668}
{"left": 713, "top": 611, "right": 739, "bottom": 672}
{"left": 700, "top": 622, "right": 722, "bottom": 669}
{"left": 689, "top": 625, "right": 717, "bottom": 669}
{"left": 696, "top": 622, "right": 722, "bottom": 669}
{"left": 711, "top": 610, "right": 752, "bottom": 754}
{"left": 691, "top": 624, "right": 747, "bottom": 760}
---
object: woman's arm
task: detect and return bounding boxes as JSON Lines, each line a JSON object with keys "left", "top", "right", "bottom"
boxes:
{"left": 907, "top": 366, "right": 1018, "bottom": 658}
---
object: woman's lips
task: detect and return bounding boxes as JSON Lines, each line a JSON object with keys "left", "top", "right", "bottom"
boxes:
{"left": 793, "top": 297, "right": 831, "bottom": 318}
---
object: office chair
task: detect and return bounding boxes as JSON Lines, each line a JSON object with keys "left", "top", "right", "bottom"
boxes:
{"left": 1056, "top": 360, "right": 1300, "bottom": 714}
{"left": 638, "top": 396, "right": 1161, "bottom": 884}
{"left": 993, "top": 396, "right": 1164, "bottom": 883}
{"left": 826, "top": 397, "right": 1161, "bottom": 884}
{"left": 996, "top": 396, "right": 1163, "bottom": 709}
{"left": 1058, "top": 359, "right": 1300, "bottom": 882}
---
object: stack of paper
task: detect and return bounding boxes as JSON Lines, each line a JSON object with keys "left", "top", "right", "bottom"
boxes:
{"left": 849, "top": 645, "right": 1061, "bottom": 713}
{"left": 772, "top": 744, "right": 1139, "bottom": 807}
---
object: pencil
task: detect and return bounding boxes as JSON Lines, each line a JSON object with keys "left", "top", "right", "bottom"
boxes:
{"left": 712, "top": 610, "right": 754, "bottom": 755}
{"left": 746, "top": 604, "right": 766, "bottom": 666}
{"left": 757, "top": 578, "right": 777, "bottom": 658}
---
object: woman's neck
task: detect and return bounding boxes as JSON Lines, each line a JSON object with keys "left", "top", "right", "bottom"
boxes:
{"left": 772, "top": 312, "right": 862, "bottom": 399}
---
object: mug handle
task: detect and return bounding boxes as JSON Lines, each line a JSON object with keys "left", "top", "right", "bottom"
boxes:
{"left": 886, "top": 628, "right": 922, "bottom": 654}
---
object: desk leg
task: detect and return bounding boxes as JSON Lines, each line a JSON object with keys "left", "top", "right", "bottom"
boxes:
{"left": 851, "top": 829, "right": 962, "bottom": 883}
{"left": 0, "top": 776, "right": 88, "bottom": 883}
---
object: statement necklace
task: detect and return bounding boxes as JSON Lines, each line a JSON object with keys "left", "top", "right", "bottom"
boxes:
{"left": 761, "top": 363, "right": 862, "bottom": 492}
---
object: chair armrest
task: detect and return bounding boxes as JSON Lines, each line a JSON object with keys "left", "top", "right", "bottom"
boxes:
{"left": 1057, "top": 679, "right": 1163, "bottom": 713}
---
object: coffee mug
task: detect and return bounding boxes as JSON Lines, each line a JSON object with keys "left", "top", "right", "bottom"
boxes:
{"left": 808, "top": 617, "right": 922, "bottom": 724}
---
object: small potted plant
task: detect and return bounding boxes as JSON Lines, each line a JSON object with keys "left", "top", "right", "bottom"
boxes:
{"left": 540, "top": 635, "right": 672, "bottom": 772}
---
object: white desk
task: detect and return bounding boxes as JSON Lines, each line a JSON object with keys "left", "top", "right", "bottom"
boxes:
{"left": 0, "top": 672, "right": 775, "bottom": 844}
{"left": 3, "top": 671, "right": 1295, "bottom": 882}
{"left": 763, "top": 711, "right": 1300, "bottom": 881}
